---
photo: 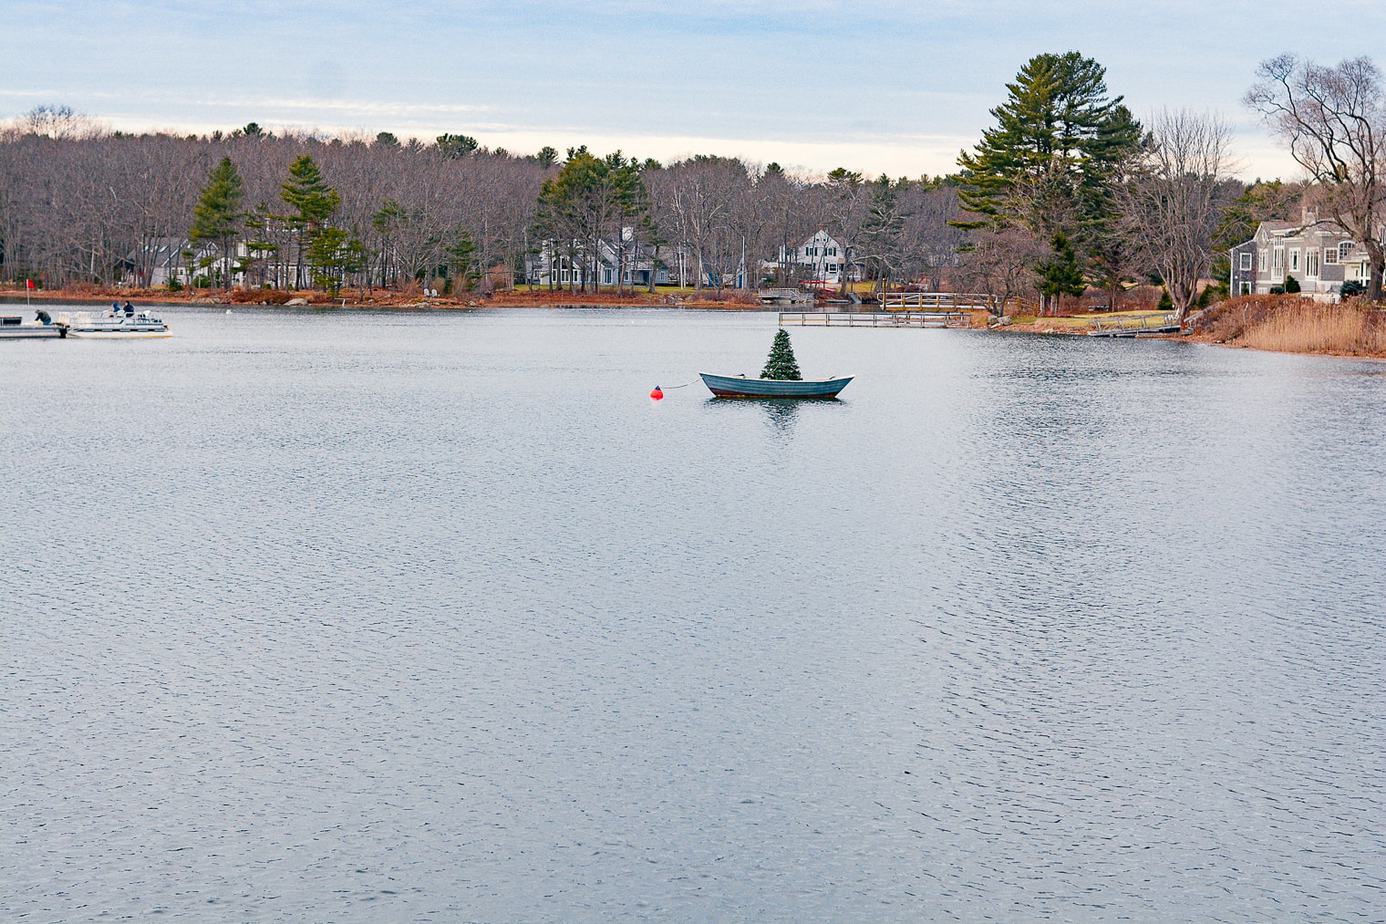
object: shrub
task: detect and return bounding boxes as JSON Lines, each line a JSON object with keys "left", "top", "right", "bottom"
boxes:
{"left": 166, "top": 277, "right": 183, "bottom": 292}
{"left": 1198, "top": 282, "right": 1228, "bottom": 308}
{"left": 1284, "top": 274, "right": 1301, "bottom": 293}
{"left": 1340, "top": 280, "right": 1366, "bottom": 298}
{"left": 1157, "top": 289, "right": 1173, "bottom": 312}
{"left": 1269, "top": 285, "right": 1285, "bottom": 295}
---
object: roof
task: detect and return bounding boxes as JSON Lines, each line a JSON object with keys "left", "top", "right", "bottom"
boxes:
{"left": 1256, "top": 218, "right": 1353, "bottom": 238}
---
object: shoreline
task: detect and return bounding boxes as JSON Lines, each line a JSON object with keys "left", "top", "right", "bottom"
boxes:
{"left": 0, "top": 288, "right": 764, "bottom": 312}
{"left": 7, "top": 289, "right": 1383, "bottom": 361}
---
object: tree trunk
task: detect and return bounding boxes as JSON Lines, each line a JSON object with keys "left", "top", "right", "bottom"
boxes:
{"left": 1367, "top": 245, "right": 1384, "bottom": 302}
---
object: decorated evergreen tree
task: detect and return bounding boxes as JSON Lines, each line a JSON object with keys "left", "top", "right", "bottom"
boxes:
{"left": 760, "top": 328, "right": 802, "bottom": 380}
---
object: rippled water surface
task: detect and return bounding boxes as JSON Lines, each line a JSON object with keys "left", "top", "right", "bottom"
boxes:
{"left": 3, "top": 307, "right": 1384, "bottom": 922}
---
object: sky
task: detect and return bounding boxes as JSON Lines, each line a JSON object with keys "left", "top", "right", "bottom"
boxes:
{"left": 4, "top": 0, "right": 1386, "bottom": 179}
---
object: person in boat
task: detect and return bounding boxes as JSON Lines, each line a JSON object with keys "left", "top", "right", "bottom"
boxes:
{"left": 123, "top": 300, "right": 135, "bottom": 316}
{"left": 110, "top": 301, "right": 121, "bottom": 316}
{"left": 35, "top": 309, "right": 51, "bottom": 325}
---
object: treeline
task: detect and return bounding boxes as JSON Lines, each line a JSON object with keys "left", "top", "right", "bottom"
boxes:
{"left": 952, "top": 50, "right": 1386, "bottom": 316}
{"left": 5, "top": 49, "right": 1381, "bottom": 309}
{"left": 0, "top": 110, "right": 964, "bottom": 296}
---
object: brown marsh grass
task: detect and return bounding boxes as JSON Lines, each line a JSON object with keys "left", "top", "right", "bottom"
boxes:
{"left": 1196, "top": 296, "right": 1386, "bottom": 357}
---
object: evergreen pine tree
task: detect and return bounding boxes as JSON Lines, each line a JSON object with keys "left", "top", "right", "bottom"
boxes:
{"left": 957, "top": 52, "right": 1140, "bottom": 238}
{"left": 281, "top": 155, "right": 340, "bottom": 226}
{"left": 1036, "top": 231, "right": 1086, "bottom": 311}
{"left": 281, "top": 155, "right": 340, "bottom": 288}
{"left": 1284, "top": 274, "right": 1301, "bottom": 294}
{"left": 436, "top": 133, "right": 479, "bottom": 158}
{"left": 760, "top": 329, "right": 802, "bottom": 381}
{"left": 306, "top": 227, "right": 366, "bottom": 296}
{"left": 190, "top": 156, "right": 245, "bottom": 290}
{"left": 1157, "top": 288, "right": 1174, "bottom": 312}
{"left": 860, "top": 175, "right": 906, "bottom": 295}
{"left": 446, "top": 231, "right": 477, "bottom": 291}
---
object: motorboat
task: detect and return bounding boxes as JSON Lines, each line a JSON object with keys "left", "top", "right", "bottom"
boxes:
{"left": 0, "top": 313, "right": 66, "bottom": 339}
{"left": 59, "top": 308, "right": 171, "bottom": 338}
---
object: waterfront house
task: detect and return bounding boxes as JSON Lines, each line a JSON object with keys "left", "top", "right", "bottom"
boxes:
{"left": 527, "top": 231, "right": 749, "bottom": 289}
{"left": 1231, "top": 208, "right": 1383, "bottom": 300}
{"left": 772, "top": 230, "right": 863, "bottom": 285}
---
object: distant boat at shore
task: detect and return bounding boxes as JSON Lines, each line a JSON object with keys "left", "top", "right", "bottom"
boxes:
{"left": 699, "top": 372, "right": 852, "bottom": 399}
{"left": 0, "top": 313, "right": 66, "bottom": 339}
{"left": 58, "top": 309, "right": 171, "bottom": 339}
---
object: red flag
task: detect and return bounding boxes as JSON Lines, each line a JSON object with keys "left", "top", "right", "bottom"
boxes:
{"left": 26, "top": 278, "right": 34, "bottom": 290}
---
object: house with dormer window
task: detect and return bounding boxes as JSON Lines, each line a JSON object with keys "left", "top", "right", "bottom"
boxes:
{"left": 773, "top": 230, "right": 863, "bottom": 285}
{"left": 1231, "top": 207, "right": 1383, "bottom": 299}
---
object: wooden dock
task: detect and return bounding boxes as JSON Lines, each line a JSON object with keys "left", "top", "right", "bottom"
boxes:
{"left": 1085, "top": 313, "right": 1181, "bottom": 337}
{"left": 778, "top": 310, "right": 966, "bottom": 328}
{"left": 879, "top": 292, "right": 998, "bottom": 312}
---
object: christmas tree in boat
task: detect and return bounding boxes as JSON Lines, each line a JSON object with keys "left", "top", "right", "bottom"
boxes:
{"left": 700, "top": 329, "right": 853, "bottom": 398}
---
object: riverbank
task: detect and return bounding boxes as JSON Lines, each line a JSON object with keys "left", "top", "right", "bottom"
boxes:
{"left": 989, "top": 297, "right": 1386, "bottom": 360}
{"left": 1184, "top": 296, "right": 1386, "bottom": 359}
{"left": 0, "top": 285, "right": 762, "bottom": 311}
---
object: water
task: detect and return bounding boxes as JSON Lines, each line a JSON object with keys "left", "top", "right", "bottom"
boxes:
{"left": 2, "top": 307, "right": 1384, "bottom": 922}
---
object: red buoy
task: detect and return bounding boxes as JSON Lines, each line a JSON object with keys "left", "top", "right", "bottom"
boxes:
{"left": 649, "top": 385, "right": 664, "bottom": 400}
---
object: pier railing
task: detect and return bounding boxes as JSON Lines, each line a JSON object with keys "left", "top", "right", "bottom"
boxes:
{"left": 1086, "top": 312, "right": 1181, "bottom": 336}
{"left": 778, "top": 311, "right": 967, "bottom": 328}
{"left": 879, "top": 292, "right": 998, "bottom": 312}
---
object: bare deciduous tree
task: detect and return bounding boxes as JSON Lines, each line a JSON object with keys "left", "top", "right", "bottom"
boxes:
{"left": 1246, "top": 54, "right": 1386, "bottom": 300}
{"left": 957, "top": 227, "right": 1046, "bottom": 315}
{"left": 1118, "top": 110, "right": 1234, "bottom": 321}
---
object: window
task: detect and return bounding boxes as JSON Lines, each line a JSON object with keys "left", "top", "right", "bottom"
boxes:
{"left": 1307, "top": 249, "right": 1320, "bottom": 276}
{"left": 1324, "top": 246, "right": 1338, "bottom": 265}
{"left": 1290, "top": 249, "right": 1300, "bottom": 271}
{"left": 1339, "top": 241, "right": 1355, "bottom": 261}
{"left": 1240, "top": 252, "right": 1252, "bottom": 270}
{"left": 1258, "top": 251, "right": 1267, "bottom": 272}
{"left": 827, "top": 247, "right": 837, "bottom": 256}
{"left": 602, "top": 268, "right": 612, "bottom": 284}
{"left": 1240, "top": 281, "right": 1252, "bottom": 294}
{"left": 1272, "top": 248, "right": 1284, "bottom": 275}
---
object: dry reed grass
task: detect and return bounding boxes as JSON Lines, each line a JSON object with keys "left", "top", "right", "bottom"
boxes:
{"left": 1195, "top": 295, "right": 1386, "bottom": 357}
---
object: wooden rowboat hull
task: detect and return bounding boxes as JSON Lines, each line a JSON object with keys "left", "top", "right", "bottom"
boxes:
{"left": 699, "top": 372, "right": 853, "bottom": 399}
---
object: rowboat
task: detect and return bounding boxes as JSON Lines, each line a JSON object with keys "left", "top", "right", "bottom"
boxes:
{"left": 699, "top": 372, "right": 853, "bottom": 399}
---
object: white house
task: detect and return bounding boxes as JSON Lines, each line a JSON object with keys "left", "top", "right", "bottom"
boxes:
{"left": 772, "top": 230, "right": 862, "bottom": 285}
